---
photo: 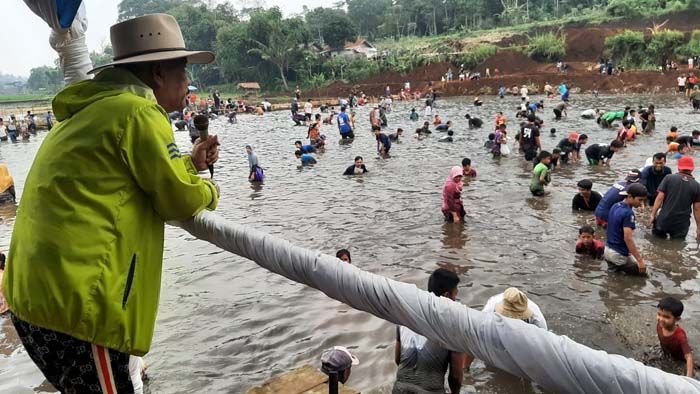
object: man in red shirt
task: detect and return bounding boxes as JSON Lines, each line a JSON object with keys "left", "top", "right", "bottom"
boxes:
{"left": 657, "top": 296, "right": 695, "bottom": 377}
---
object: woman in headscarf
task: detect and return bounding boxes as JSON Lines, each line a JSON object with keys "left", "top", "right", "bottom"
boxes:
{"left": 442, "top": 166, "right": 465, "bottom": 223}
{"left": 0, "top": 164, "right": 15, "bottom": 204}
{"left": 245, "top": 145, "right": 264, "bottom": 182}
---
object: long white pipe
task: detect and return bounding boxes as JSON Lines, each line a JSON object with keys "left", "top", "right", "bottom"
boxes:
{"left": 173, "top": 211, "right": 700, "bottom": 394}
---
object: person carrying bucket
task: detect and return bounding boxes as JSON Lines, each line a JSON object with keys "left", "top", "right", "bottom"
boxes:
{"left": 4, "top": 14, "right": 220, "bottom": 393}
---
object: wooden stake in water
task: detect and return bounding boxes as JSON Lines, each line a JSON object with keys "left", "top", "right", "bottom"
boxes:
{"left": 193, "top": 114, "right": 214, "bottom": 178}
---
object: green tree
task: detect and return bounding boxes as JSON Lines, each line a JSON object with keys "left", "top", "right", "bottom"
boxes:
{"left": 117, "top": 0, "right": 184, "bottom": 21}
{"left": 89, "top": 46, "right": 113, "bottom": 68}
{"left": 321, "top": 11, "right": 357, "bottom": 48}
{"left": 647, "top": 30, "right": 685, "bottom": 65}
{"left": 346, "top": 0, "right": 390, "bottom": 38}
{"left": 27, "top": 66, "right": 63, "bottom": 92}
{"left": 604, "top": 30, "right": 647, "bottom": 67}
{"left": 248, "top": 31, "right": 298, "bottom": 90}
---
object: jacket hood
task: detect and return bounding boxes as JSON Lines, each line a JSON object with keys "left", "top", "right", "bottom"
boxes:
{"left": 52, "top": 68, "right": 157, "bottom": 122}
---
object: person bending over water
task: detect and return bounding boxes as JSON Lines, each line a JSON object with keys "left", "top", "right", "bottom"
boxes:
{"left": 594, "top": 170, "right": 641, "bottom": 228}
{"left": 374, "top": 125, "right": 391, "bottom": 155}
{"left": 464, "top": 114, "right": 483, "bottom": 129}
{"left": 585, "top": 140, "right": 624, "bottom": 166}
{"left": 389, "top": 128, "right": 404, "bottom": 142}
{"left": 442, "top": 167, "right": 465, "bottom": 223}
{"left": 604, "top": 183, "right": 648, "bottom": 276}
{"left": 295, "top": 150, "right": 317, "bottom": 166}
{"left": 295, "top": 140, "right": 315, "bottom": 154}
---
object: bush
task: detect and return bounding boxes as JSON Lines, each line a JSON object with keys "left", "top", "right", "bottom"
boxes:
{"left": 526, "top": 32, "right": 566, "bottom": 62}
{"left": 647, "top": 30, "right": 685, "bottom": 65}
{"left": 676, "top": 30, "right": 700, "bottom": 59}
{"left": 459, "top": 44, "right": 497, "bottom": 69}
{"left": 607, "top": 0, "right": 663, "bottom": 17}
{"left": 603, "top": 30, "right": 647, "bottom": 68}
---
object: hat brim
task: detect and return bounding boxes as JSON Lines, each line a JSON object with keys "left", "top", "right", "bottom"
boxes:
{"left": 88, "top": 50, "right": 215, "bottom": 74}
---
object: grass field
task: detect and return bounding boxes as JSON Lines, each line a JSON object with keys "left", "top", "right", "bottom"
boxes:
{"left": 0, "top": 94, "right": 52, "bottom": 104}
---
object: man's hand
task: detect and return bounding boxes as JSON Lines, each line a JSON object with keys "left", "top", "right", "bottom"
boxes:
{"left": 637, "top": 260, "right": 646, "bottom": 274}
{"left": 191, "top": 135, "right": 220, "bottom": 172}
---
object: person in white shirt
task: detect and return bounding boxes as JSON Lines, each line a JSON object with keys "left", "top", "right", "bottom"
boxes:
{"left": 678, "top": 75, "right": 687, "bottom": 93}
{"left": 303, "top": 99, "right": 313, "bottom": 121}
{"left": 482, "top": 287, "right": 548, "bottom": 330}
{"left": 520, "top": 86, "right": 529, "bottom": 98}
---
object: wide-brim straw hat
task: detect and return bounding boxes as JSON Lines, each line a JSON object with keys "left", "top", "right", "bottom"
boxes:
{"left": 88, "top": 14, "right": 214, "bottom": 74}
{"left": 495, "top": 287, "right": 533, "bottom": 321}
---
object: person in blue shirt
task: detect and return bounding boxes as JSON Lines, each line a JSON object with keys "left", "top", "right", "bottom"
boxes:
{"left": 295, "top": 150, "right": 317, "bottom": 166}
{"left": 294, "top": 140, "right": 315, "bottom": 154}
{"left": 436, "top": 121, "right": 452, "bottom": 132}
{"left": 604, "top": 183, "right": 648, "bottom": 276}
{"left": 45, "top": 111, "right": 54, "bottom": 131}
{"left": 337, "top": 106, "right": 354, "bottom": 139}
{"left": 594, "top": 170, "right": 641, "bottom": 227}
{"left": 373, "top": 125, "right": 391, "bottom": 155}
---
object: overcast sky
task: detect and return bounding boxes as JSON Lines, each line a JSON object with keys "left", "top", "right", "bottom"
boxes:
{"left": 3, "top": 0, "right": 327, "bottom": 77}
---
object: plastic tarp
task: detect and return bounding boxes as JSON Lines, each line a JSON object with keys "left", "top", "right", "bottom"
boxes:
{"left": 24, "top": 0, "right": 92, "bottom": 84}
{"left": 173, "top": 211, "right": 700, "bottom": 394}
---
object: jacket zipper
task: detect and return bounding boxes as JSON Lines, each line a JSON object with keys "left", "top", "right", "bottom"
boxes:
{"left": 122, "top": 254, "right": 136, "bottom": 309}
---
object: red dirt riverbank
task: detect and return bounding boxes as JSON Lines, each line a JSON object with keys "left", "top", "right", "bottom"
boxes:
{"left": 307, "top": 11, "right": 699, "bottom": 99}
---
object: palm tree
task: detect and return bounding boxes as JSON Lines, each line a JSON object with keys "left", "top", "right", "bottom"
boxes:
{"left": 247, "top": 31, "right": 297, "bottom": 91}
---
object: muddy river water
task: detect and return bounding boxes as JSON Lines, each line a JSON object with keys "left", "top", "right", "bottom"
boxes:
{"left": 0, "top": 93, "right": 699, "bottom": 393}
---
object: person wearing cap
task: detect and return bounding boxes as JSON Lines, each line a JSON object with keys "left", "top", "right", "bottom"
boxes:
{"left": 604, "top": 183, "right": 648, "bottom": 275}
{"left": 482, "top": 287, "right": 547, "bottom": 329}
{"left": 594, "top": 170, "right": 641, "bottom": 227}
{"left": 640, "top": 152, "right": 672, "bottom": 206}
{"left": 649, "top": 156, "right": 700, "bottom": 240}
{"left": 572, "top": 179, "right": 602, "bottom": 211}
{"left": 3, "top": 14, "right": 220, "bottom": 393}
{"left": 320, "top": 346, "right": 359, "bottom": 384}
{"left": 557, "top": 132, "right": 579, "bottom": 164}
{"left": 393, "top": 268, "right": 467, "bottom": 394}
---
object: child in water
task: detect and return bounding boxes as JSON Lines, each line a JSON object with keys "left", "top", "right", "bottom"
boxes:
{"left": 656, "top": 297, "right": 695, "bottom": 377}
{"left": 484, "top": 133, "right": 496, "bottom": 150}
{"left": 336, "top": 249, "right": 352, "bottom": 264}
{"left": 295, "top": 150, "right": 317, "bottom": 166}
{"left": 575, "top": 225, "right": 604, "bottom": 259}
{"left": 530, "top": 151, "right": 552, "bottom": 196}
{"left": 667, "top": 127, "right": 679, "bottom": 143}
{"left": 492, "top": 124, "right": 507, "bottom": 157}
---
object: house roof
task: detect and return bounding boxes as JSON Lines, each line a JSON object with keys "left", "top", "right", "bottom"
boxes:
{"left": 320, "top": 39, "right": 376, "bottom": 54}
{"left": 344, "top": 39, "right": 375, "bottom": 50}
{"left": 238, "top": 82, "right": 260, "bottom": 90}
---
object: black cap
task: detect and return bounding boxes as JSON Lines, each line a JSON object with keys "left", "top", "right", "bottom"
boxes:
{"left": 620, "top": 183, "right": 647, "bottom": 198}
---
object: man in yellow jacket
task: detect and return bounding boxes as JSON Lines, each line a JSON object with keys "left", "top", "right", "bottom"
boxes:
{"left": 4, "top": 14, "right": 219, "bottom": 394}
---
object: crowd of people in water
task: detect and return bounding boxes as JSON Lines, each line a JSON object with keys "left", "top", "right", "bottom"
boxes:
{"left": 267, "top": 81, "right": 700, "bottom": 389}
{"left": 3, "top": 77, "right": 700, "bottom": 391}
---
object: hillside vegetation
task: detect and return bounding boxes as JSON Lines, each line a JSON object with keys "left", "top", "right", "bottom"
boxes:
{"left": 20, "top": 0, "right": 700, "bottom": 96}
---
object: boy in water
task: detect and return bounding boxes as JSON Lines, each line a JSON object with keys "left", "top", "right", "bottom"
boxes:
{"left": 657, "top": 297, "right": 695, "bottom": 377}
{"left": 336, "top": 249, "right": 352, "bottom": 264}
{"left": 484, "top": 133, "right": 496, "bottom": 150}
{"left": 373, "top": 125, "right": 391, "bottom": 155}
{"left": 462, "top": 158, "right": 477, "bottom": 178}
{"left": 389, "top": 128, "right": 404, "bottom": 142}
{"left": 464, "top": 114, "right": 483, "bottom": 129}
{"left": 409, "top": 108, "right": 419, "bottom": 121}
{"left": 295, "top": 140, "right": 315, "bottom": 154}
{"left": 530, "top": 151, "right": 552, "bottom": 196}
{"left": 439, "top": 130, "right": 454, "bottom": 142}
{"left": 576, "top": 225, "right": 604, "bottom": 259}
{"left": 295, "top": 150, "right": 317, "bottom": 166}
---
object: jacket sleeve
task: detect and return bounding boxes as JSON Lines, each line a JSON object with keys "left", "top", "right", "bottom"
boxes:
{"left": 343, "top": 165, "right": 353, "bottom": 175}
{"left": 120, "top": 105, "right": 218, "bottom": 221}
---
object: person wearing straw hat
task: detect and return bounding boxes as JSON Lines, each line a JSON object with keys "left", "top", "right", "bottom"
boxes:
{"left": 649, "top": 156, "right": 700, "bottom": 240}
{"left": 483, "top": 287, "right": 548, "bottom": 330}
{"left": 3, "top": 14, "right": 220, "bottom": 393}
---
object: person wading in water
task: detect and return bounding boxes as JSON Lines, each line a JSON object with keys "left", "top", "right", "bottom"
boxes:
{"left": 4, "top": 14, "right": 220, "bottom": 393}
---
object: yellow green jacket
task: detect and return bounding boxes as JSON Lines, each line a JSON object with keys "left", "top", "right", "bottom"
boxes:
{"left": 4, "top": 68, "right": 218, "bottom": 355}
